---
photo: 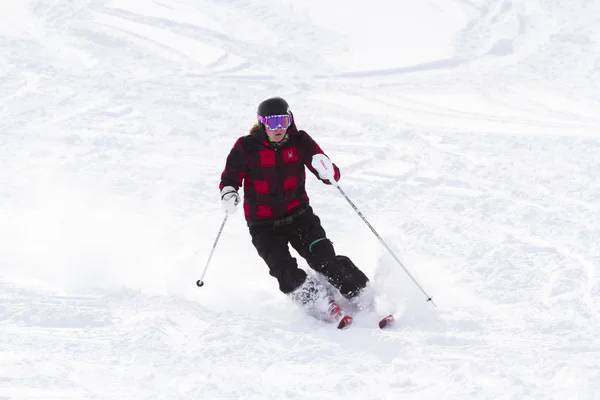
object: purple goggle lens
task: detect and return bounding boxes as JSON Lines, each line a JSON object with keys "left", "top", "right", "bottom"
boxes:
{"left": 258, "top": 114, "right": 292, "bottom": 130}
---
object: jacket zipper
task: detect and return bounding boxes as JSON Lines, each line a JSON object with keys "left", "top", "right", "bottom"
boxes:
{"left": 274, "top": 147, "right": 285, "bottom": 205}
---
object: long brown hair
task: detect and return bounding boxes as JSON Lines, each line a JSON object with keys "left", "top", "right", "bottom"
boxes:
{"left": 249, "top": 123, "right": 264, "bottom": 136}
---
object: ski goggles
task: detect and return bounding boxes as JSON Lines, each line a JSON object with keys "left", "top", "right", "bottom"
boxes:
{"left": 257, "top": 114, "right": 292, "bottom": 130}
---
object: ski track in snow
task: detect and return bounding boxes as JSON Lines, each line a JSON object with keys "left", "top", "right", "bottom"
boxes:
{"left": 1, "top": 0, "right": 600, "bottom": 398}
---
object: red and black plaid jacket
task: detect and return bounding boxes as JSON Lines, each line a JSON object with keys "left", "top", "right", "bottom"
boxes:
{"left": 219, "top": 123, "right": 340, "bottom": 225}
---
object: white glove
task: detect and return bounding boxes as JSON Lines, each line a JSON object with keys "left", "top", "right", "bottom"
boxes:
{"left": 311, "top": 154, "right": 335, "bottom": 181}
{"left": 220, "top": 186, "right": 240, "bottom": 215}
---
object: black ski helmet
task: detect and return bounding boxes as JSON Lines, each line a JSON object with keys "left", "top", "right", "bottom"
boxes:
{"left": 257, "top": 97, "right": 291, "bottom": 118}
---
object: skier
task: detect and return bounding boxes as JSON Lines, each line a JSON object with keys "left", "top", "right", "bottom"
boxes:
{"left": 219, "top": 97, "right": 371, "bottom": 325}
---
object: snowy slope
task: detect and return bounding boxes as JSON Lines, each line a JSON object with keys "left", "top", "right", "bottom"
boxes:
{"left": 1, "top": 0, "right": 599, "bottom": 398}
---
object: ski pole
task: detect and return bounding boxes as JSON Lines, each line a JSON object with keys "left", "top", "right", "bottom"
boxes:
{"left": 333, "top": 182, "right": 436, "bottom": 307}
{"left": 196, "top": 214, "right": 228, "bottom": 287}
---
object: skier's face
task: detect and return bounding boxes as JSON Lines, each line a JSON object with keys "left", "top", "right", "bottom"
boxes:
{"left": 265, "top": 126, "right": 287, "bottom": 142}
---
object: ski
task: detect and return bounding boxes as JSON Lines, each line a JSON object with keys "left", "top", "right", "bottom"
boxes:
{"left": 327, "top": 301, "right": 394, "bottom": 330}
{"left": 378, "top": 314, "right": 394, "bottom": 329}
{"left": 337, "top": 315, "right": 353, "bottom": 329}
{"left": 333, "top": 312, "right": 393, "bottom": 330}
{"left": 336, "top": 314, "right": 393, "bottom": 330}
{"left": 328, "top": 301, "right": 353, "bottom": 329}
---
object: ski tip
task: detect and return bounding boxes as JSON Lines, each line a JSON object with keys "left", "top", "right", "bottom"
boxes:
{"left": 337, "top": 315, "right": 353, "bottom": 330}
{"left": 378, "top": 314, "right": 394, "bottom": 329}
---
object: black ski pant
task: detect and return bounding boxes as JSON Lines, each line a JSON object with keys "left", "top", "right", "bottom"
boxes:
{"left": 248, "top": 206, "right": 369, "bottom": 298}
